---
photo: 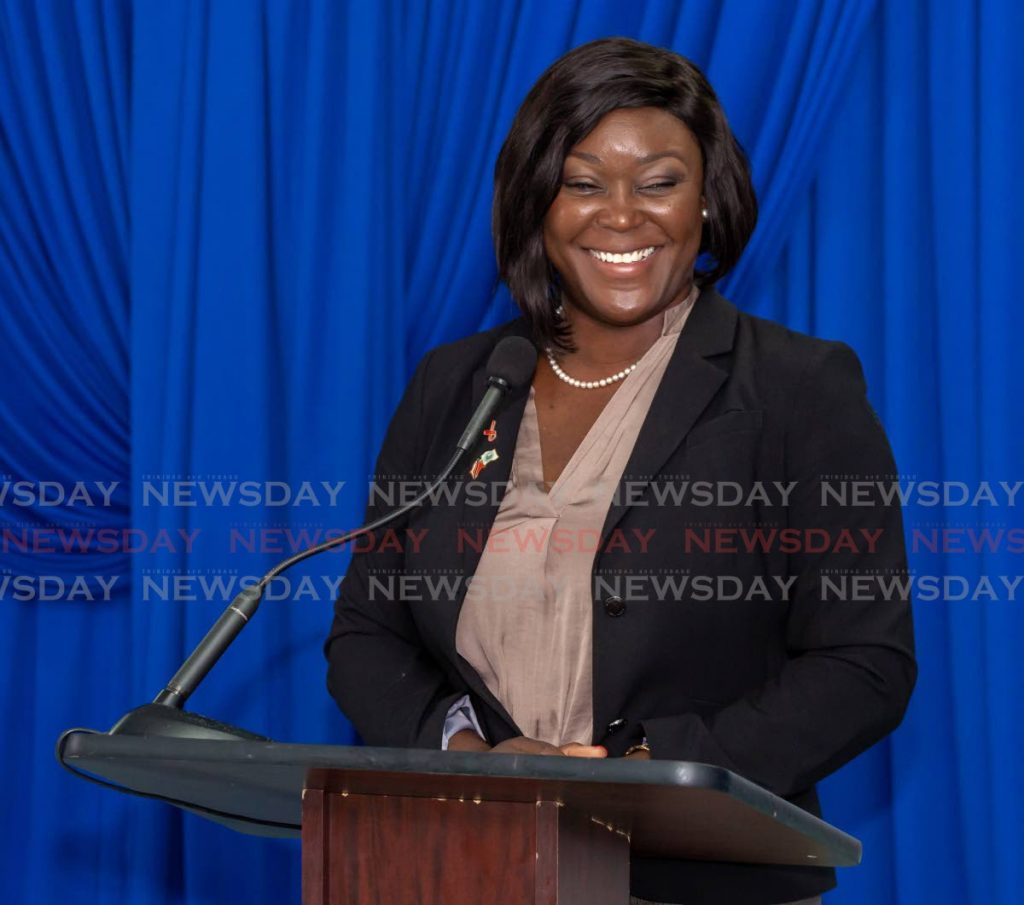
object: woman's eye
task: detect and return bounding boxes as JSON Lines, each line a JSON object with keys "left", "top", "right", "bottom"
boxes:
{"left": 562, "top": 180, "right": 678, "bottom": 194}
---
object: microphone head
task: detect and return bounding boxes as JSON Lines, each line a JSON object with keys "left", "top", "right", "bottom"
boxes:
{"left": 486, "top": 336, "right": 538, "bottom": 392}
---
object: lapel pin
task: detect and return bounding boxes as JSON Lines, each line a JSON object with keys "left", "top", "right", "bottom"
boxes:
{"left": 469, "top": 448, "right": 499, "bottom": 479}
{"left": 482, "top": 419, "right": 497, "bottom": 443}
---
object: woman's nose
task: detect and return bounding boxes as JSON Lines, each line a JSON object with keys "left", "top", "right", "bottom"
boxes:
{"left": 594, "top": 187, "right": 646, "bottom": 230}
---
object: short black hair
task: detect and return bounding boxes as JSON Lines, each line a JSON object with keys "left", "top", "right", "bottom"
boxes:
{"left": 492, "top": 37, "right": 757, "bottom": 351}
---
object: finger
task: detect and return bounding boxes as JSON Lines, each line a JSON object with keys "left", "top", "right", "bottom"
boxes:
{"left": 490, "top": 739, "right": 564, "bottom": 756}
{"left": 560, "top": 744, "right": 608, "bottom": 758}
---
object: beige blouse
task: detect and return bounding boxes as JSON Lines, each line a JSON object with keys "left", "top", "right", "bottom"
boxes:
{"left": 455, "top": 286, "right": 699, "bottom": 746}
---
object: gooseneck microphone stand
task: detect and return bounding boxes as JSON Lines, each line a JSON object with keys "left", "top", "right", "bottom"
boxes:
{"left": 107, "top": 337, "right": 538, "bottom": 741}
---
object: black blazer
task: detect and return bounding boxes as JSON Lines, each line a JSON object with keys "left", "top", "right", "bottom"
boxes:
{"left": 326, "top": 287, "right": 917, "bottom": 905}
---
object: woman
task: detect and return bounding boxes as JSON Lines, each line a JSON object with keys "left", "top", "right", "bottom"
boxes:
{"left": 326, "top": 37, "right": 915, "bottom": 905}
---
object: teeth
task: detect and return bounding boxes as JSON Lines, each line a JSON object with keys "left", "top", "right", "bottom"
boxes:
{"left": 588, "top": 246, "right": 656, "bottom": 264}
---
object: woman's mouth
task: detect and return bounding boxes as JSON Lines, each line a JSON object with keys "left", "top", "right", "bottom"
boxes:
{"left": 588, "top": 246, "right": 657, "bottom": 263}
{"left": 584, "top": 245, "right": 660, "bottom": 274}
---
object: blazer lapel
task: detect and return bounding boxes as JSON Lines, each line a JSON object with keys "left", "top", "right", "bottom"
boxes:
{"left": 599, "top": 287, "right": 738, "bottom": 546}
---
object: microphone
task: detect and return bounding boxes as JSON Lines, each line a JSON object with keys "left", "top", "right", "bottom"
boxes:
{"left": 457, "top": 336, "right": 536, "bottom": 451}
{"left": 105, "top": 336, "right": 538, "bottom": 740}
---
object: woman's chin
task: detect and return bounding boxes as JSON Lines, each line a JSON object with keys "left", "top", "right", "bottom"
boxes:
{"left": 575, "top": 297, "right": 664, "bottom": 328}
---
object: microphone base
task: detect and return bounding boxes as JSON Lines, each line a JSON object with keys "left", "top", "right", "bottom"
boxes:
{"left": 108, "top": 703, "right": 270, "bottom": 742}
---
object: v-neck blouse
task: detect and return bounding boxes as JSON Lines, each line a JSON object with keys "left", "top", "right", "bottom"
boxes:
{"left": 455, "top": 287, "right": 699, "bottom": 746}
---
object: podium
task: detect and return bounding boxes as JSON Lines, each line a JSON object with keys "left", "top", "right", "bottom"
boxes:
{"left": 60, "top": 730, "right": 859, "bottom": 905}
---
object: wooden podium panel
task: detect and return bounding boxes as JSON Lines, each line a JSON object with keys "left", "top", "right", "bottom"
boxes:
{"left": 302, "top": 789, "right": 628, "bottom": 905}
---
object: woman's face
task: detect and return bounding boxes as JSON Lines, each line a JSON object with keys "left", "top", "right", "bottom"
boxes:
{"left": 542, "top": 106, "right": 705, "bottom": 329}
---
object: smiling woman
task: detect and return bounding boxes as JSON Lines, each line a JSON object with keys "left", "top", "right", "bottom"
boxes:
{"left": 326, "top": 36, "right": 915, "bottom": 905}
{"left": 493, "top": 39, "right": 756, "bottom": 355}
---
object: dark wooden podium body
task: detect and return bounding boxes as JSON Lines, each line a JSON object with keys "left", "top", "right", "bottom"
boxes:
{"left": 303, "top": 769, "right": 630, "bottom": 905}
{"left": 61, "top": 732, "right": 860, "bottom": 905}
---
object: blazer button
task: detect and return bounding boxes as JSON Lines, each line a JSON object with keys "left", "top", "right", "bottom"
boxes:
{"left": 604, "top": 595, "right": 626, "bottom": 617}
{"left": 606, "top": 718, "right": 627, "bottom": 734}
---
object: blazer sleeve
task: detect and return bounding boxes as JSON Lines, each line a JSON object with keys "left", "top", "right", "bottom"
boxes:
{"left": 324, "top": 349, "right": 468, "bottom": 749}
{"left": 640, "top": 342, "right": 918, "bottom": 798}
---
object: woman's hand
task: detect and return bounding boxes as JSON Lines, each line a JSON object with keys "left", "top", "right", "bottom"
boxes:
{"left": 623, "top": 747, "right": 652, "bottom": 761}
{"left": 489, "top": 736, "right": 607, "bottom": 757}
{"left": 448, "top": 730, "right": 607, "bottom": 756}
{"left": 557, "top": 741, "right": 608, "bottom": 758}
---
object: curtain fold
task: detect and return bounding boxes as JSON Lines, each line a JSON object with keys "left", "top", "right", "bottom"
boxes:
{"left": 0, "top": 4, "right": 133, "bottom": 905}
{"left": 788, "top": 4, "right": 1024, "bottom": 904}
{"left": 1, "top": 1, "right": 1019, "bottom": 903}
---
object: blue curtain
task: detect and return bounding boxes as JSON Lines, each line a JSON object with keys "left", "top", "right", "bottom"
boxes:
{"left": 1, "top": 1, "right": 1020, "bottom": 903}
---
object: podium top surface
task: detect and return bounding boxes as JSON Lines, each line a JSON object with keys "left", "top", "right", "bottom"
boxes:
{"left": 61, "top": 730, "right": 860, "bottom": 868}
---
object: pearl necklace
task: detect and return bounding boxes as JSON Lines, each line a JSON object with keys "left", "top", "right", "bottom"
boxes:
{"left": 545, "top": 348, "right": 639, "bottom": 389}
